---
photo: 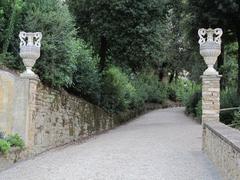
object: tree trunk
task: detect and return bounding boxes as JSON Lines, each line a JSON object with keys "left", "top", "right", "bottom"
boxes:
{"left": 217, "top": 43, "right": 224, "bottom": 70}
{"left": 218, "top": 43, "right": 224, "bottom": 89}
{"left": 158, "top": 62, "right": 167, "bottom": 81}
{"left": 99, "top": 35, "right": 107, "bottom": 72}
{"left": 169, "top": 70, "right": 174, "bottom": 83}
{"left": 237, "top": 31, "right": 240, "bottom": 95}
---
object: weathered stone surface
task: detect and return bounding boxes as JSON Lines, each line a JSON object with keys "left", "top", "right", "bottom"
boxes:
{"left": 0, "top": 70, "right": 33, "bottom": 144}
{"left": 0, "top": 148, "right": 27, "bottom": 172}
{"left": 31, "top": 83, "right": 146, "bottom": 154}
{"left": 202, "top": 75, "right": 221, "bottom": 123}
{"left": 0, "top": 70, "right": 159, "bottom": 171}
{"left": 203, "top": 122, "right": 240, "bottom": 180}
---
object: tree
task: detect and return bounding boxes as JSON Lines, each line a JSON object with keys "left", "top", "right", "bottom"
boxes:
{"left": 67, "top": 0, "right": 168, "bottom": 72}
{"left": 186, "top": 0, "right": 240, "bottom": 93}
{"left": 160, "top": 0, "right": 185, "bottom": 82}
{"left": 2, "top": 0, "right": 24, "bottom": 54}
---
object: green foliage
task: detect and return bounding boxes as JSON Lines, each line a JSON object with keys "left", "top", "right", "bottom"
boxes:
{"left": 195, "top": 100, "right": 202, "bottom": 119}
{"left": 101, "top": 68, "right": 168, "bottom": 112}
{"left": 168, "top": 79, "right": 201, "bottom": 104}
{"left": 220, "top": 43, "right": 238, "bottom": 88}
{"left": 0, "top": 0, "right": 80, "bottom": 88}
{"left": 101, "top": 66, "right": 137, "bottom": 112}
{"left": 134, "top": 72, "right": 167, "bottom": 104}
{"left": 2, "top": 0, "right": 24, "bottom": 53}
{"left": 21, "top": 0, "right": 78, "bottom": 87}
{"left": 70, "top": 39, "right": 102, "bottom": 104}
{"left": 0, "top": 139, "right": 11, "bottom": 154}
{"left": 232, "top": 111, "right": 240, "bottom": 128}
{"left": 220, "top": 88, "right": 240, "bottom": 124}
{"left": 0, "top": 132, "right": 25, "bottom": 154}
{"left": 187, "top": 87, "right": 240, "bottom": 124}
{"left": 167, "top": 85, "right": 177, "bottom": 102}
{"left": 67, "top": 0, "right": 167, "bottom": 71}
{"left": 186, "top": 0, "right": 240, "bottom": 93}
{"left": 185, "top": 90, "right": 202, "bottom": 116}
{"left": 5, "top": 134, "right": 25, "bottom": 149}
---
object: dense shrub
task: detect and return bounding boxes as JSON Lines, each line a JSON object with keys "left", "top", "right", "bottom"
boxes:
{"left": 21, "top": 0, "right": 79, "bottom": 88}
{"left": 168, "top": 79, "right": 202, "bottom": 117}
{"left": 167, "top": 85, "right": 177, "bottom": 102}
{"left": 185, "top": 90, "right": 202, "bottom": 116}
{"left": 167, "top": 79, "right": 201, "bottom": 105}
{"left": 101, "top": 66, "right": 138, "bottom": 112}
{"left": 5, "top": 134, "right": 25, "bottom": 149}
{"left": 0, "top": 139, "right": 10, "bottom": 154}
{"left": 220, "top": 88, "right": 240, "bottom": 124}
{"left": 195, "top": 100, "right": 202, "bottom": 120}
{"left": 0, "top": 0, "right": 79, "bottom": 88}
{"left": 0, "top": 133, "right": 25, "bottom": 154}
{"left": 185, "top": 87, "right": 240, "bottom": 124}
{"left": 233, "top": 111, "right": 240, "bottom": 128}
{"left": 69, "top": 39, "right": 102, "bottom": 104}
{"left": 134, "top": 73, "right": 167, "bottom": 104}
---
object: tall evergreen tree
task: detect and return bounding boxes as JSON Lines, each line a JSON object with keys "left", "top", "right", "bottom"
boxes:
{"left": 67, "top": 0, "right": 168, "bottom": 72}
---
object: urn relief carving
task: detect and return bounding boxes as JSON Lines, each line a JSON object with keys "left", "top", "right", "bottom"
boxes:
{"left": 198, "top": 28, "right": 223, "bottom": 75}
{"left": 19, "top": 31, "right": 42, "bottom": 78}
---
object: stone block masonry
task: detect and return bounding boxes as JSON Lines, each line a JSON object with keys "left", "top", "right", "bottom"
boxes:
{"left": 0, "top": 69, "right": 154, "bottom": 171}
{"left": 32, "top": 84, "right": 115, "bottom": 154}
{"left": 203, "top": 121, "right": 240, "bottom": 180}
{"left": 202, "top": 75, "right": 221, "bottom": 123}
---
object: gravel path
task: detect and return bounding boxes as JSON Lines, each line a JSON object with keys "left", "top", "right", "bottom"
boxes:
{"left": 0, "top": 108, "right": 221, "bottom": 180}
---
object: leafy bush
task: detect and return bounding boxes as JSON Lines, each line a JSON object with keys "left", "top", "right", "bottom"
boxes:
{"left": 101, "top": 66, "right": 137, "bottom": 112}
{"left": 5, "top": 134, "right": 25, "bottom": 149}
{"left": 232, "top": 111, "right": 240, "bottom": 128}
{"left": 134, "top": 72, "right": 167, "bottom": 104}
{"left": 185, "top": 87, "right": 240, "bottom": 124}
{"left": 185, "top": 90, "right": 202, "bottom": 116}
{"left": 195, "top": 100, "right": 202, "bottom": 120}
{"left": 0, "top": 0, "right": 79, "bottom": 88}
{"left": 176, "top": 80, "right": 200, "bottom": 104}
{"left": 69, "top": 39, "right": 102, "bottom": 104}
{"left": 21, "top": 0, "right": 79, "bottom": 88}
{"left": 220, "top": 88, "right": 240, "bottom": 124}
{"left": 167, "top": 85, "right": 177, "bottom": 102}
{"left": 0, "top": 139, "right": 10, "bottom": 154}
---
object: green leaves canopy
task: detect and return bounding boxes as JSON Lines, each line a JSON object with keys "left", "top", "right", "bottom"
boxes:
{"left": 68, "top": 0, "right": 168, "bottom": 71}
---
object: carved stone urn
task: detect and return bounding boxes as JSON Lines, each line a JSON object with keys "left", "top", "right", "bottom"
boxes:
{"left": 198, "top": 28, "right": 223, "bottom": 75}
{"left": 19, "top": 31, "right": 42, "bottom": 78}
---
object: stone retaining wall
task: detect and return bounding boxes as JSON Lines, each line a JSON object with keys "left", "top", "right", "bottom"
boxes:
{"left": 32, "top": 84, "right": 116, "bottom": 154}
{"left": 0, "top": 148, "right": 27, "bottom": 171}
{"left": 203, "top": 121, "right": 240, "bottom": 180}
{"left": 0, "top": 81, "right": 161, "bottom": 171}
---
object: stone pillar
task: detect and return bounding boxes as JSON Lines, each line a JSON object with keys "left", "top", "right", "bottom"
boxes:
{"left": 0, "top": 70, "right": 39, "bottom": 148}
{"left": 18, "top": 31, "right": 42, "bottom": 147}
{"left": 198, "top": 28, "right": 223, "bottom": 123}
{"left": 202, "top": 75, "right": 221, "bottom": 122}
{"left": 22, "top": 76, "right": 39, "bottom": 147}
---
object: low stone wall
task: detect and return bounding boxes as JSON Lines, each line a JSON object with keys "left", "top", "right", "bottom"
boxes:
{"left": 0, "top": 148, "right": 27, "bottom": 171}
{"left": 203, "top": 121, "right": 240, "bottom": 179}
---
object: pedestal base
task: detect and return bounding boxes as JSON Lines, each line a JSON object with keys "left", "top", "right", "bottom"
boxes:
{"left": 20, "top": 71, "right": 39, "bottom": 81}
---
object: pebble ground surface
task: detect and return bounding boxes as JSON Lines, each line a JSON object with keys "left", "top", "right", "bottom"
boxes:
{"left": 0, "top": 108, "right": 221, "bottom": 180}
